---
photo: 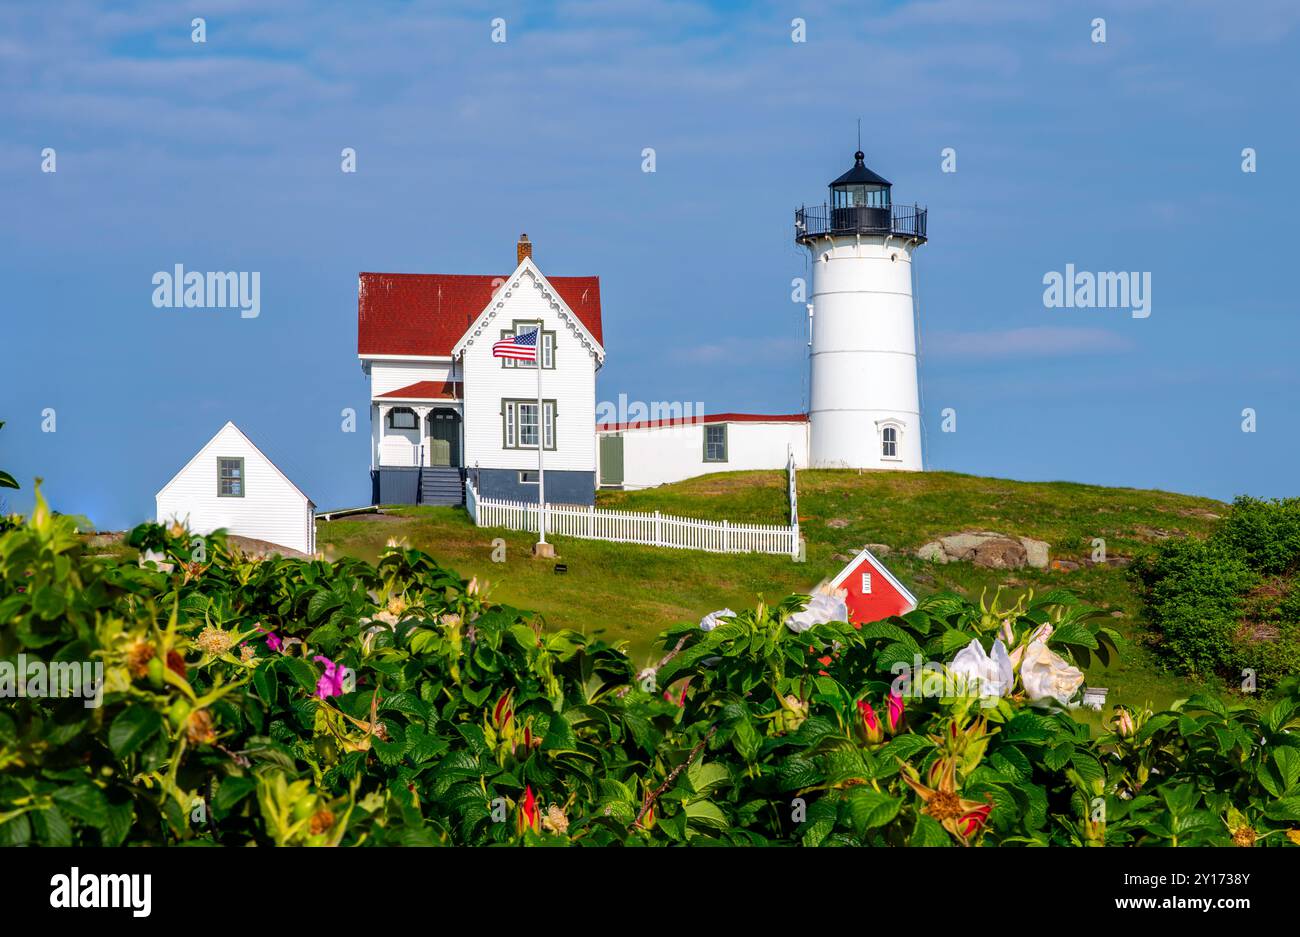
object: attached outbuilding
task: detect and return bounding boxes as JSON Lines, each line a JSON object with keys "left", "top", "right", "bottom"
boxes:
{"left": 156, "top": 421, "right": 316, "bottom": 556}
{"left": 829, "top": 547, "right": 917, "bottom": 626}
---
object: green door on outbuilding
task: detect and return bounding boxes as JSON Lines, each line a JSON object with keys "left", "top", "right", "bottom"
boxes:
{"left": 599, "top": 434, "right": 623, "bottom": 487}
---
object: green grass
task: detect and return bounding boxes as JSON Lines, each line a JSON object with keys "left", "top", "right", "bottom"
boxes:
{"left": 318, "top": 468, "right": 1233, "bottom": 711}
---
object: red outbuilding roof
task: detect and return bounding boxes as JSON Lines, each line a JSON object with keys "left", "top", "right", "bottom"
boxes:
{"left": 596, "top": 412, "right": 808, "bottom": 433}
{"left": 375, "top": 380, "right": 463, "bottom": 401}
{"left": 358, "top": 272, "right": 602, "bottom": 357}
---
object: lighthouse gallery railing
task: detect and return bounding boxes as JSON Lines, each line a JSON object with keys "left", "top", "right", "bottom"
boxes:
{"left": 794, "top": 203, "right": 927, "bottom": 242}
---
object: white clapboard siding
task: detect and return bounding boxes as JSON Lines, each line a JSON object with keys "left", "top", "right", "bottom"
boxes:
{"left": 369, "top": 360, "right": 457, "bottom": 396}
{"left": 465, "top": 481, "right": 798, "bottom": 558}
{"left": 156, "top": 422, "right": 315, "bottom": 555}
{"left": 458, "top": 262, "right": 599, "bottom": 474}
{"left": 604, "top": 419, "right": 809, "bottom": 489}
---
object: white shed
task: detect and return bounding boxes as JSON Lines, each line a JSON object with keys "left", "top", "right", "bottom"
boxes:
{"left": 156, "top": 422, "right": 316, "bottom": 556}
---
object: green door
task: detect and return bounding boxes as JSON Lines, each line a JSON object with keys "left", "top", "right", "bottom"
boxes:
{"left": 429, "top": 410, "right": 460, "bottom": 466}
{"left": 599, "top": 434, "right": 624, "bottom": 487}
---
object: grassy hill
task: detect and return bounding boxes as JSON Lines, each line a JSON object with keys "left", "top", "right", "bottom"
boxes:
{"left": 317, "top": 469, "right": 1229, "bottom": 711}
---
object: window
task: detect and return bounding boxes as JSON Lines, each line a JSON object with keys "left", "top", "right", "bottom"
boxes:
{"left": 388, "top": 408, "right": 417, "bottom": 430}
{"left": 861, "top": 573, "right": 873, "bottom": 594}
{"left": 881, "top": 426, "right": 898, "bottom": 459}
{"left": 500, "top": 321, "right": 555, "bottom": 369}
{"left": 217, "top": 457, "right": 244, "bottom": 497}
{"left": 704, "top": 424, "right": 728, "bottom": 462}
{"left": 519, "top": 470, "right": 539, "bottom": 484}
{"left": 503, "top": 399, "right": 556, "bottom": 449}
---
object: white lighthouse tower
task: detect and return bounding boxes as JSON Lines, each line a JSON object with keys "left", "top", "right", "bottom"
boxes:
{"left": 796, "top": 151, "right": 927, "bottom": 471}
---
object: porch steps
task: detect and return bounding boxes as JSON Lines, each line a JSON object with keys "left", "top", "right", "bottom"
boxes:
{"left": 420, "top": 467, "right": 465, "bottom": 506}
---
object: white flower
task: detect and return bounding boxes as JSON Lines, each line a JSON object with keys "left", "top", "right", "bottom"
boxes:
{"left": 699, "top": 608, "right": 736, "bottom": 632}
{"left": 949, "top": 638, "right": 1014, "bottom": 699}
{"left": 784, "top": 593, "right": 848, "bottom": 634}
{"left": 1019, "top": 640, "right": 1085, "bottom": 705}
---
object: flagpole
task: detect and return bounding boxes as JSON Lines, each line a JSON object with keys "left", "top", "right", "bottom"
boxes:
{"left": 535, "top": 334, "right": 546, "bottom": 544}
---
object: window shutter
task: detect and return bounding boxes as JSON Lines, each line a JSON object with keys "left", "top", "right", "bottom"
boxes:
{"left": 861, "top": 572, "right": 872, "bottom": 594}
{"left": 543, "top": 401, "right": 554, "bottom": 449}
{"left": 504, "top": 401, "right": 515, "bottom": 448}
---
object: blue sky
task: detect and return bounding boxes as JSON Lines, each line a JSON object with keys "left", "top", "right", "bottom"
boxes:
{"left": 2, "top": 0, "right": 1298, "bottom": 529}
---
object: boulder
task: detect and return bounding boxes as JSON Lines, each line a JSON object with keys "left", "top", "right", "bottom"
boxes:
{"left": 864, "top": 542, "right": 892, "bottom": 557}
{"left": 916, "top": 541, "right": 948, "bottom": 563}
{"left": 1019, "top": 537, "right": 1050, "bottom": 569}
{"left": 914, "top": 530, "right": 1051, "bottom": 570}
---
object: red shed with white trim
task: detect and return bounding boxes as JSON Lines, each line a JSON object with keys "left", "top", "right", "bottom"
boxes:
{"left": 829, "top": 547, "right": 918, "bottom": 626}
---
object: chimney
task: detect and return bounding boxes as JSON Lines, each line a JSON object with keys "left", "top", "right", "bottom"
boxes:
{"left": 516, "top": 233, "right": 532, "bottom": 265}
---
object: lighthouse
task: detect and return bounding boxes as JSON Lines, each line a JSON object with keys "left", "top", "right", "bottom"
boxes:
{"left": 796, "top": 152, "right": 928, "bottom": 471}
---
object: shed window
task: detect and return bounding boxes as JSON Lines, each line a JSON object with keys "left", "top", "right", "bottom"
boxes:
{"left": 861, "top": 572, "right": 872, "bottom": 594}
{"left": 217, "top": 457, "right": 245, "bottom": 497}
{"left": 881, "top": 426, "right": 898, "bottom": 459}
{"left": 704, "top": 424, "right": 728, "bottom": 462}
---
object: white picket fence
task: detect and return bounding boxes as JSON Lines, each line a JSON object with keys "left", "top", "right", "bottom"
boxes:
{"left": 466, "top": 480, "right": 800, "bottom": 558}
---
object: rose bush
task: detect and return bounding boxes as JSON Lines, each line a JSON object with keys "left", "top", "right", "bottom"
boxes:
{"left": 2, "top": 486, "right": 1300, "bottom": 846}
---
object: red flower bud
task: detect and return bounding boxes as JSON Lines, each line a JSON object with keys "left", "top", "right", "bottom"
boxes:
{"left": 887, "top": 691, "right": 905, "bottom": 734}
{"left": 857, "top": 700, "right": 884, "bottom": 745}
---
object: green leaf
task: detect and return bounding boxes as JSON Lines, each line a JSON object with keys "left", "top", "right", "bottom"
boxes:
{"left": 108, "top": 705, "right": 163, "bottom": 758}
{"left": 845, "top": 789, "right": 901, "bottom": 835}
{"left": 909, "top": 813, "right": 950, "bottom": 846}
{"left": 683, "top": 799, "right": 729, "bottom": 830}
{"left": 1274, "top": 747, "right": 1300, "bottom": 793}
{"left": 52, "top": 784, "right": 109, "bottom": 828}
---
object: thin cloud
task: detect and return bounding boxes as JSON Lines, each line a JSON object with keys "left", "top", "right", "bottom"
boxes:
{"left": 926, "top": 326, "right": 1135, "bottom": 360}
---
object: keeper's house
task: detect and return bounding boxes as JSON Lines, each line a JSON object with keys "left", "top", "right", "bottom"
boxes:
{"left": 358, "top": 235, "right": 604, "bottom": 506}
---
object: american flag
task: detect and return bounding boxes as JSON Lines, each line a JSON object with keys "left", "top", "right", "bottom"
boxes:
{"left": 492, "top": 327, "right": 539, "bottom": 361}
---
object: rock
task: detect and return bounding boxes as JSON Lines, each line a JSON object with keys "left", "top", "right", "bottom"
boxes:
{"left": 916, "top": 541, "right": 948, "bottom": 563}
{"left": 831, "top": 552, "right": 853, "bottom": 563}
{"left": 864, "top": 543, "right": 892, "bottom": 557}
{"left": 1019, "top": 537, "right": 1050, "bottom": 569}
{"left": 825, "top": 518, "right": 851, "bottom": 529}
{"left": 915, "top": 530, "right": 1049, "bottom": 570}
{"left": 913, "top": 572, "right": 936, "bottom": 585}
{"left": 1110, "top": 610, "right": 1125, "bottom": 618}
{"left": 1050, "top": 559, "right": 1081, "bottom": 572}
{"left": 966, "top": 537, "right": 1027, "bottom": 569}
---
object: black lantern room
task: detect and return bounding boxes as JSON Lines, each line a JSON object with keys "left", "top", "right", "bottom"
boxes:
{"left": 795, "top": 150, "right": 926, "bottom": 244}
{"left": 830, "top": 150, "right": 891, "bottom": 231}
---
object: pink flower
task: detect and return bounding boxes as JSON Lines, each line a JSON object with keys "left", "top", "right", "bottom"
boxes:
{"left": 266, "top": 632, "right": 283, "bottom": 652}
{"left": 313, "top": 655, "right": 348, "bottom": 699}
{"left": 887, "top": 691, "right": 905, "bottom": 734}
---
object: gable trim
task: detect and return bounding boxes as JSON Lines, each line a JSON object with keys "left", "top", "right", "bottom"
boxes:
{"left": 829, "top": 547, "right": 918, "bottom": 611}
{"left": 450, "top": 257, "right": 605, "bottom": 363}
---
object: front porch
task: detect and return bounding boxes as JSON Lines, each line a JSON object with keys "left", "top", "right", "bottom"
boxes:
{"left": 372, "top": 399, "right": 465, "bottom": 506}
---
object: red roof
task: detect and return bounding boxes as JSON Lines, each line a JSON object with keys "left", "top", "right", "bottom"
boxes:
{"left": 596, "top": 412, "right": 808, "bottom": 433}
{"left": 358, "top": 272, "right": 602, "bottom": 357}
{"left": 376, "top": 380, "right": 463, "bottom": 400}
